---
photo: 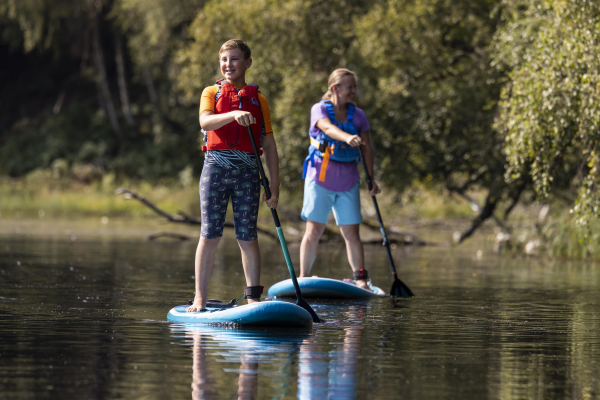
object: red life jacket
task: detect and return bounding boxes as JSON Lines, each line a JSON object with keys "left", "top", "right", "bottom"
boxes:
{"left": 202, "top": 80, "right": 263, "bottom": 154}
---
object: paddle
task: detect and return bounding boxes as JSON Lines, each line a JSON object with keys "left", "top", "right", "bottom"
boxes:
{"left": 358, "top": 146, "right": 414, "bottom": 298}
{"left": 245, "top": 126, "right": 321, "bottom": 323}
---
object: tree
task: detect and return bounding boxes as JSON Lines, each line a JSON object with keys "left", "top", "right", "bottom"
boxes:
{"left": 0, "top": 0, "right": 209, "bottom": 179}
{"left": 494, "top": 0, "right": 600, "bottom": 228}
{"left": 351, "top": 0, "right": 543, "bottom": 241}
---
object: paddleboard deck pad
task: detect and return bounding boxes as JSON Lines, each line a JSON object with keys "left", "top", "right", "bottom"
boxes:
{"left": 167, "top": 300, "right": 313, "bottom": 327}
{"left": 268, "top": 277, "right": 386, "bottom": 299}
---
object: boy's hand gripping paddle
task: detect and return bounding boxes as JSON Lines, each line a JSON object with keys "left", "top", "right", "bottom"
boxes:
{"left": 246, "top": 126, "right": 321, "bottom": 323}
{"left": 358, "top": 146, "right": 414, "bottom": 298}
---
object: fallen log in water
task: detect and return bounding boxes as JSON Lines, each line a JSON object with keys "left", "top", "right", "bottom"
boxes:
{"left": 147, "top": 232, "right": 192, "bottom": 241}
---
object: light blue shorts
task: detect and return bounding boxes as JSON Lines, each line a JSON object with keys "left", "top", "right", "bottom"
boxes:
{"left": 301, "top": 178, "right": 362, "bottom": 225}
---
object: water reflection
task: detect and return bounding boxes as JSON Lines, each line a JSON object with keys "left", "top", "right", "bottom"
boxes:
{"left": 190, "top": 333, "right": 215, "bottom": 399}
{"left": 173, "top": 305, "right": 368, "bottom": 400}
{"left": 2, "top": 231, "right": 600, "bottom": 399}
{"left": 174, "top": 325, "right": 309, "bottom": 399}
{"left": 298, "top": 306, "right": 365, "bottom": 399}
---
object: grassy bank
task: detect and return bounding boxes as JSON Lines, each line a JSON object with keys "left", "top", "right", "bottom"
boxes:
{"left": 1, "top": 169, "right": 199, "bottom": 220}
{"left": 0, "top": 169, "right": 478, "bottom": 225}
{"left": 4, "top": 169, "right": 599, "bottom": 261}
{"left": 503, "top": 213, "right": 600, "bottom": 260}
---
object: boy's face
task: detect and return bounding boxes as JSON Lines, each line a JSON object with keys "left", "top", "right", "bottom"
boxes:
{"left": 219, "top": 48, "right": 252, "bottom": 84}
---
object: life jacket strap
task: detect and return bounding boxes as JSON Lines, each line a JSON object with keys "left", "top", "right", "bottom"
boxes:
{"left": 323, "top": 100, "right": 355, "bottom": 124}
{"left": 319, "top": 145, "right": 333, "bottom": 182}
{"left": 310, "top": 137, "right": 328, "bottom": 153}
{"left": 310, "top": 137, "right": 335, "bottom": 182}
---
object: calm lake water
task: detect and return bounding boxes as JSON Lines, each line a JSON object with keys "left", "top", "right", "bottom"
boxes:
{"left": 0, "top": 221, "right": 599, "bottom": 399}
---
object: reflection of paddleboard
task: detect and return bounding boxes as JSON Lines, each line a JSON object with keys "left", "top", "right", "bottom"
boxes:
{"left": 268, "top": 277, "right": 386, "bottom": 299}
{"left": 167, "top": 301, "right": 313, "bottom": 327}
{"left": 170, "top": 324, "right": 312, "bottom": 342}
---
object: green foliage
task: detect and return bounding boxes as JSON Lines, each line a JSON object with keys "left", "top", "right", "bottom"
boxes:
{"left": 0, "top": 101, "right": 113, "bottom": 176}
{"left": 353, "top": 0, "right": 503, "bottom": 191}
{"left": 2, "top": 0, "right": 506, "bottom": 194}
{"left": 0, "top": 100, "right": 194, "bottom": 179}
{"left": 508, "top": 211, "right": 600, "bottom": 260}
{"left": 494, "top": 0, "right": 600, "bottom": 226}
{"left": 0, "top": 0, "right": 204, "bottom": 180}
{"left": 114, "top": 0, "right": 205, "bottom": 77}
{"left": 1, "top": 0, "right": 69, "bottom": 52}
{"left": 176, "top": 0, "right": 504, "bottom": 194}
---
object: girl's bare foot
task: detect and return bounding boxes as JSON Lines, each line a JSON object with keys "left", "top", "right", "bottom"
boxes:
{"left": 355, "top": 280, "right": 373, "bottom": 292}
{"left": 187, "top": 299, "right": 205, "bottom": 312}
{"left": 247, "top": 298, "right": 261, "bottom": 304}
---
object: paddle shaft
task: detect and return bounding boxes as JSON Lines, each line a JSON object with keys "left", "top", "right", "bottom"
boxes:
{"left": 245, "top": 126, "right": 320, "bottom": 322}
{"left": 358, "top": 147, "right": 400, "bottom": 278}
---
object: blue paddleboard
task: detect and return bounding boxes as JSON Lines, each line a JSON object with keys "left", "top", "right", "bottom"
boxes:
{"left": 167, "top": 300, "right": 313, "bottom": 327}
{"left": 268, "top": 277, "right": 386, "bottom": 299}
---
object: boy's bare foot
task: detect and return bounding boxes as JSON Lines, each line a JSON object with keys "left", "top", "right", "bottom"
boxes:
{"left": 187, "top": 299, "right": 205, "bottom": 312}
{"left": 247, "top": 298, "right": 261, "bottom": 304}
{"left": 355, "top": 280, "right": 373, "bottom": 292}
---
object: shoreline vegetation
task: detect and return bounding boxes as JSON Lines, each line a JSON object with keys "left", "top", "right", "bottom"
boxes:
{"left": 2, "top": 170, "right": 599, "bottom": 262}
{"left": 0, "top": 168, "right": 485, "bottom": 225}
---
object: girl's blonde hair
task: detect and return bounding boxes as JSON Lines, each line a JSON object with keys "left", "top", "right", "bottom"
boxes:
{"left": 322, "top": 68, "right": 357, "bottom": 100}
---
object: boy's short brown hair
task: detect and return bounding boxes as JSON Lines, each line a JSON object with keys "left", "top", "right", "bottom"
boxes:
{"left": 219, "top": 39, "right": 251, "bottom": 60}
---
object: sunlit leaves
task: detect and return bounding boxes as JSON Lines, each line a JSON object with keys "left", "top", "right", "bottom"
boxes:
{"left": 114, "top": 0, "right": 205, "bottom": 72}
{"left": 495, "top": 0, "right": 600, "bottom": 225}
{"left": 353, "top": 0, "right": 503, "bottom": 191}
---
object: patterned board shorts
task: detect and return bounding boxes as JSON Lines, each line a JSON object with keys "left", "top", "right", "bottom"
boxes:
{"left": 199, "top": 164, "right": 261, "bottom": 241}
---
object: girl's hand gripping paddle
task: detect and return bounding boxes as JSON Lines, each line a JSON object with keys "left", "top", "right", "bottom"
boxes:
{"left": 246, "top": 126, "right": 321, "bottom": 323}
{"left": 358, "top": 146, "right": 414, "bottom": 298}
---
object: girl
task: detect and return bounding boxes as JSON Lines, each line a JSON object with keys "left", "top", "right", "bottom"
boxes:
{"left": 300, "top": 68, "right": 380, "bottom": 290}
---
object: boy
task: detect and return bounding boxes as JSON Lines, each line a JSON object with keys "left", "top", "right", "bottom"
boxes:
{"left": 187, "top": 39, "right": 280, "bottom": 312}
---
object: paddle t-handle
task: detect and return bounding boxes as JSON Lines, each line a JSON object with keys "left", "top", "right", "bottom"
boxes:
{"left": 358, "top": 146, "right": 414, "bottom": 298}
{"left": 245, "top": 125, "right": 321, "bottom": 323}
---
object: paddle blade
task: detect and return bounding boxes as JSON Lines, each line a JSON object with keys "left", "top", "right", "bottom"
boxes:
{"left": 390, "top": 277, "right": 414, "bottom": 298}
{"left": 296, "top": 297, "right": 321, "bottom": 323}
